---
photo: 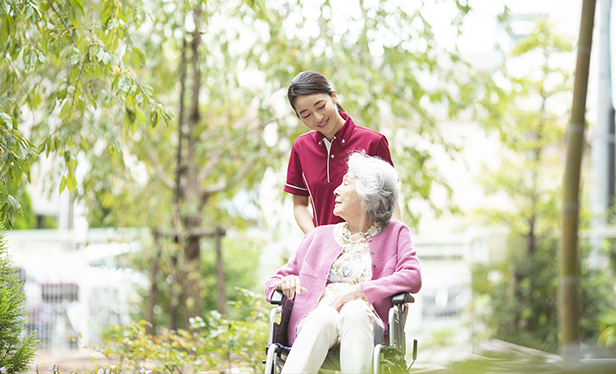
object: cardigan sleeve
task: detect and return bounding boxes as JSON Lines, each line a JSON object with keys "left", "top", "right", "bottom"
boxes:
{"left": 264, "top": 230, "right": 315, "bottom": 302}
{"left": 360, "top": 224, "right": 421, "bottom": 304}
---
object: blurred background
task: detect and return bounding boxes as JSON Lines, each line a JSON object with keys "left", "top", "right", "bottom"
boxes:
{"left": 1, "top": 0, "right": 615, "bottom": 372}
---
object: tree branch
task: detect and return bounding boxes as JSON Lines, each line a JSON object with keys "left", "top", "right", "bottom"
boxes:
{"left": 145, "top": 144, "right": 175, "bottom": 189}
{"left": 201, "top": 148, "right": 262, "bottom": 201}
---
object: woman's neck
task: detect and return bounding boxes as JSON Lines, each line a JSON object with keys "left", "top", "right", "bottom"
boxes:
{"left": 345, "top": 216, "right": 375, "bottom": 235}
{"left": 324, "top": 112, "right": 345, "bottom": 141}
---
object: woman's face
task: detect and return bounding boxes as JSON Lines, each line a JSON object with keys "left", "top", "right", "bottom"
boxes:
{"left": 333, "top": 172, "right": 363, "bottom": 220}
{"left": 293, "top": 93, "right": 344, "bottom": 140}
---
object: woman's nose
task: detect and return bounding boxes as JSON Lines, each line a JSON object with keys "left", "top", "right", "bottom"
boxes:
{"left": 333, "top": 186, "right": 340, "bottom": 195}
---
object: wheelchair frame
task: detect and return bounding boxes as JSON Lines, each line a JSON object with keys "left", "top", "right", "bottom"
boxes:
{"left": 264, "top": 290, "right": 418, "bottom": 374}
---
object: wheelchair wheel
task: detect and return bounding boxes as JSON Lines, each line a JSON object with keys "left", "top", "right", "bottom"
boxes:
{"left": 374, "top": 346, "right": 409, "bottom": 374}
{"left": 264, "top": 344, "right": 287, "bottom": 374}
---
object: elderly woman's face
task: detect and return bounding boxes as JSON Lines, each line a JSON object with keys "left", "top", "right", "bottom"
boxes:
{"left": 333, "top": 172, "right": 363, "bottom": 220}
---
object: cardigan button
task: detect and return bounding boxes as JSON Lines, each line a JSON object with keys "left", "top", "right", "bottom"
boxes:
{"left": 331, "top": 154, "right": 335, "bottom": 158}
{"left": 370, "top": 250, "right": 374, "bottom": 254}
{"left": 342, "top": 139, "right": 346, "bottom": 144}
{"left": 367, "top": 238, "right": 372, "bottom": 242}
{"left": 373, "top": 265, "right": 376, "bottom": 268}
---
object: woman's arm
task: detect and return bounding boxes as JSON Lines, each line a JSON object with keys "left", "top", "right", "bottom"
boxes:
{"left": 264, "top": 228, "right": 316, "bottom": 301}
{"left": 293, "top": 195, "right": 316, "bottom": 234}
{"left": 392, "top": 204, "right": 401, "bottom": 221}
{"left": 361, "top": 224, "right": 421, "bottom": 303}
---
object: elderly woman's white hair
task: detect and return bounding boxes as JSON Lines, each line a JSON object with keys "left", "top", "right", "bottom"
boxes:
{"left": 347, "top": 151, "right": 399, "bottom": 225}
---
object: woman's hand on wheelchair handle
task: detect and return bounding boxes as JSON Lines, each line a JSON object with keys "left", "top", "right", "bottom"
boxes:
{"left": 276, "top": 275, "right": 307, "bottom": 300}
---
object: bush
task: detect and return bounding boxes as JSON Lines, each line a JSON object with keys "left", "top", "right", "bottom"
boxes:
{"left": 0, "top": 225, "right": 39, "bottom": 373}
{"left": 94, "top": 288, "right": 268, "bottom": 374}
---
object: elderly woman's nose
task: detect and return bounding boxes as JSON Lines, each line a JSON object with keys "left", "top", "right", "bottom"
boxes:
{"left": 334, "top": 186, "right": 341, "bottom": 195}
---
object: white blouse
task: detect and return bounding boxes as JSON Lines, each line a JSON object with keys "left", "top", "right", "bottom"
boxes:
{"left": 318, "top": 222, "right": 383, "bottom": 308}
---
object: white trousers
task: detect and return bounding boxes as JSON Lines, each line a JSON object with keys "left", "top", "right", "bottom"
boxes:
{"left": 281, "top": 299, "right": 382, "bottom": 374}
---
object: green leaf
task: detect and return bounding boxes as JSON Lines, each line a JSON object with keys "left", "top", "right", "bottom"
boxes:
{"left": 116, "top": 75, "right": 132, "bottom": 93}
{"left": 59, "top": 101, "right": 70, "bottom": 118}
{"left": 69, "top": 0, "right": 85, "bottom": 14}
{"left": 59, "top": 175, "right": 67, "bottom": 193}
{"left": 150, "top": 110, "right": 159, "bottom": 128}
{"left": 102, "top": 52, "right": 112, "bottom": 65}
{"left": 0, "top": 16, "right": 10, "bottom": 43}
{"left": 132, "top": 47, "right": 146, "bottom": 67}
{"left": 24, "top": 49, "right": 38, "bottom": 69}
{"left": 69, "top": 53, "right": 81, "bottom": 65}
{"left": 124, "top": 109, "right": 136, "bottom": 133}
{"left": 122, "top": 49, "right": 132, "bottom": 65}
{"left": 7, "top": 194, "right": 22, "bottom": 215}
{"left": 36, "top": 50, "right": 48, "bottom": 65}
{"left": 0, "top": 112, "right": 12, "bottom": 127}
{"left": 66, "top": 171, "right": 77, "bottom": 193}
{"left": 136, "top": 108, "right": 146, "bottom": 126}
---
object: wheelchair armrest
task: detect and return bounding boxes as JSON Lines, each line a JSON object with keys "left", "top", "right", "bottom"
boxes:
{"left": 271, "top": 289, "right": 285, "bottom": 305}
{"left": 391, "top": 292, "right": 414, "bottom": 305}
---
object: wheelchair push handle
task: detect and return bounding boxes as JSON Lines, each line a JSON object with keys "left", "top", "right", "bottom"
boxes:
{"left": 271, "top": 290, "right": 285, "bottom": 305}
{"left": 392, "top": 292, "right": 414, "bottom": 305}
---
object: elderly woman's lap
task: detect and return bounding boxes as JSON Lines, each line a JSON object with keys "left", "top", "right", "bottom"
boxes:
{"left": 282, "top": 301, "right": 382, "bottom": 373}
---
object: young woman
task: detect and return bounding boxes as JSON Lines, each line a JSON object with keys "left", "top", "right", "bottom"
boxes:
{"left": 284, "top": 71, "right": 401, "bottom": 233}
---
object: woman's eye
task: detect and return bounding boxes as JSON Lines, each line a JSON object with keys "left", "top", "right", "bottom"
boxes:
{"left": 302, "top": 114, "right": 311, "bottom": 119}
{"left": 318, "top": 105, "right": 326, "bottom": 110}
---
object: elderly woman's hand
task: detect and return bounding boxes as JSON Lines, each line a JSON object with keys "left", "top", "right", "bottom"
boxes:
{"left": 331, "top": 284, "right": 366, "bottom": 312}
{"left": 276, "top": 275, "right": 307, "bottom": 300}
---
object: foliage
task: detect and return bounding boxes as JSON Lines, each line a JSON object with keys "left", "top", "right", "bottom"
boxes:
{"left": 0, "top": 225, "right": 39, "bottom": 373}
{"left": 470, "top": 19, "right": 615, "bottom": 353}
{"left": 0, "top": 0, "right": 173, "bottom": 226}
{"left": 4, "top": 0, "right": 482, "bottom": 329}
{"left": 597, "top": 310, "right": 616, "bottom": 352}
{"left": 128, "top": 232, "right": 263, "bottom": 329}
{"left": 95, "top": 288, "right": 268, "bottom": 374}
{"left": 0, "top": 180, "right": 58, "bottom": 229}
{"left": 33, "top": 364, "right": 151, "bottom": 374}
{"left": 57, "top": 0, "right": 481, "bottom": 327}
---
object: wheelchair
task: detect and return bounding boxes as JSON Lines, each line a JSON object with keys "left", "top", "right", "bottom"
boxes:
{"left": 264, "top": 290, "right": 418, "bottom": 374}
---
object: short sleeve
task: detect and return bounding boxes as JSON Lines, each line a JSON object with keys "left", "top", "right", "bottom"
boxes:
{"left": 284, "top": 142, "right": 310, "bottom": 196}
{"left": 375, "top": 136, "right": 394, "bottom": 167}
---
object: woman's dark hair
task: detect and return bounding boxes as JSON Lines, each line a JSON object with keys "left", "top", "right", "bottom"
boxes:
{"left": 287, "top": 71, "right": 345, "bottom": 117}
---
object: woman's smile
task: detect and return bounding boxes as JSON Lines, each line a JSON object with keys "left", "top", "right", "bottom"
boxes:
{"left": 293, "top": 93, "right": 344, "bottom": 140}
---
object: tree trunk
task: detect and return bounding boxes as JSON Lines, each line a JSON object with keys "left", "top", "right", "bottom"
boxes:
{"left": 182, "top": 3, "right": 204, "bottom": 324}
{"left": 558, "top": 0, "right": 596, "bottom": 363}
{"left": 146, "top": 229, "right": 162, "bottom": 335}
{"left": 216, "top": 227, "right": 227, "bottom": 315}
{"left": 170, "top": 36, "right": 188, "bottom": 330}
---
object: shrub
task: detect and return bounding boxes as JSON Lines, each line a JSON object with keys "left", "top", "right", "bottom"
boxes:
{"left": 0, "top": 225, "right": 39, "bottom": 373}
{"left": 94, "top": 288, "right": 268, "bottom": 374}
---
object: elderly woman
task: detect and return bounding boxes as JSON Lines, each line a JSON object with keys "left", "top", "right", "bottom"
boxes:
{"left": 265, "top": 152, "right": 421, "bottom": 373}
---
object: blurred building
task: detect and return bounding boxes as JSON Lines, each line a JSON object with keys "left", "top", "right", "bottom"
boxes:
{"left": 7, "top": 228, "right": 147, "bottom": 351}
